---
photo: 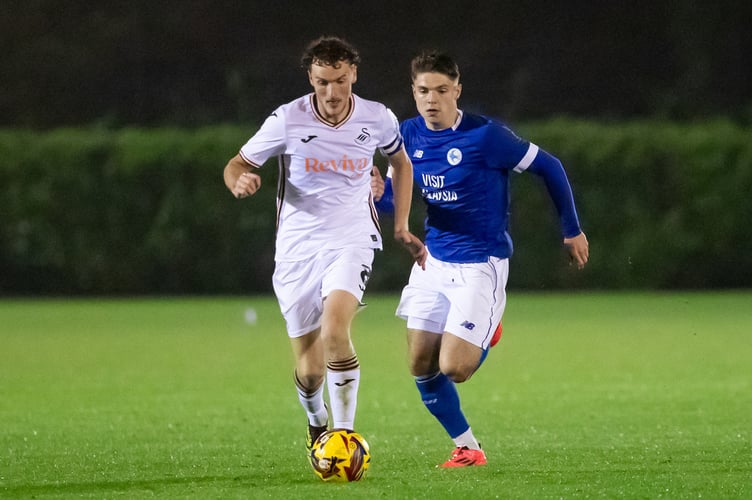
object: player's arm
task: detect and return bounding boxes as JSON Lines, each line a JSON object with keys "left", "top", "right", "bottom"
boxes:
{"left": 223, "top": 153, "right": 261, "bottom": 199}
{"left": 225, "top": 105, "right": 286, "bottom": 199}
{"left": 527, "top": 149, "right": 589, "bottom": 269}
{"left": 370, "top": 166, "right": 385, "bottom": 202}
{"left": 372, "top": 166, "right": 394, "bottom": 215}
{"left": 388, "top": 148, "right": 427, "bottom": 268}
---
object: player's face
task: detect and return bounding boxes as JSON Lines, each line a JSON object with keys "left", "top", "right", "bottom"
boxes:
{"left": 308, "top": 61, "right": 358, "bottom": 125}
{"left": 412, "top": 72, "right": 462, "bottom": 131}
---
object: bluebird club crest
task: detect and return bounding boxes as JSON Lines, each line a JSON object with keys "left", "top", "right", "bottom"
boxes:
{"left": 447, "top": 148, "right": 462, "bottom": 165}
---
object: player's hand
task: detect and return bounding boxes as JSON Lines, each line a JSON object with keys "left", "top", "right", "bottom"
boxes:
{"left": 564, "top": 232, "right": 589, "bottom": 270}
{"left": 395, "top": 229, "right": 427, "bottom": 270}
{"left": 232, "top": 171, "right": 261, "bottom": 199}
{"left": 370, "top": 166, "right": 385, "bottom": 201}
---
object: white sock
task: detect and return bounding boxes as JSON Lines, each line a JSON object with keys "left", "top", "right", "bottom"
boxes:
{"left": 294, "top": 372, "right": 328, "bottom": 427}
{"left": 453, "top": 428, "right": 481, "bottom": 450}
{"left": 326, "top": 355, "right": 360, "bottom": 430}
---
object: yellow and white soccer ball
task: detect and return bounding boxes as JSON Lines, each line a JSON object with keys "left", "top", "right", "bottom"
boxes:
{"left": 309, "top": 429, "right": 371, "bottom": 482}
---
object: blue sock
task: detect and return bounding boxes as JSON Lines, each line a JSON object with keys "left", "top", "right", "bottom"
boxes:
{"left": 415, "top": 372, "right": 469, "bottom": 438}
{"left": 478, "top": 346, "right": 490, "bottom": 367}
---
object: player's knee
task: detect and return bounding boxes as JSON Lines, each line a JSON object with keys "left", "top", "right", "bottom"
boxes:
{"left": 442, "top": 363, "right": 476, "bottom": 383}
{"left": 296, "top": 371, "right": 325, "bottom": 392}
{"left": 408, "top": 360, "right": 429, "bottom": 377}
{"left": 408, "top": 352, "right": 438, "bottom": 377}
{"left": 320, "top": 325, "right": 351, "bottom": 349}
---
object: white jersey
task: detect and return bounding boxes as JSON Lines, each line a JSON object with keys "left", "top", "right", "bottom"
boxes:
{"left": 240, "top": 93, "right": 403, "bottom": 262}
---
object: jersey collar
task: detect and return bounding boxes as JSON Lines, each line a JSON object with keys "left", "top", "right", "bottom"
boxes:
{"left": 310, "top": 94, "right": 355, "bottom": 128}
{"left": 451, "top": 109, "right": 464, "bottom": 131}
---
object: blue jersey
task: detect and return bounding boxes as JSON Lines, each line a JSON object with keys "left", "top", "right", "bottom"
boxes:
{"left": 399, "top": 111, "right": 580, "bottom": 263}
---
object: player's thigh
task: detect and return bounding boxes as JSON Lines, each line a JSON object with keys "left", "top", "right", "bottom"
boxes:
{"left": 438, "top": 333, "right": 483, "bottom": 382}
{"left": 320, "top": 289, "right": 360, "bottom": 349}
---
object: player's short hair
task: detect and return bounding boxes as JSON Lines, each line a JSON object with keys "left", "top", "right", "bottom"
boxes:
{"left": 301, "top": 36, "right": 361, "bottom": 70}
{"left": 410, "top": 51, "right": 460, "bottom": 82}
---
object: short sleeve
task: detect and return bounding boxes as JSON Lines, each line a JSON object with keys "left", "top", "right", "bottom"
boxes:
{"left": 239, "top": 106, "right": 287, "bottom": 167}
{"left": 379, "top": 107, "right": 404, "bottom": 157}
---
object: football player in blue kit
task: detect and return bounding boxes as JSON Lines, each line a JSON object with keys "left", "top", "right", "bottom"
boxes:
{"left": 374, "top": 50, "right": 588, "bottom": 467}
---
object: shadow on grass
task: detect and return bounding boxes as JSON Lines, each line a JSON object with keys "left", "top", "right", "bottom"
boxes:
{"left": 1, "top": 470, "right": 316, "bottom": 497}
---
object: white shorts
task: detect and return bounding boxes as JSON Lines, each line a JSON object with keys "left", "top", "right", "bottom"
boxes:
{"left": 273, "top": 247, "right": 375, "bottom": 338}
{"left": 396, "top": 249, "right": 508, "bottom": 349}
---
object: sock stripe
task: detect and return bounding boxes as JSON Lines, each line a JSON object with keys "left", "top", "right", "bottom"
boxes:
{"left": 294, "top": 370, "right": 323, "bottom": 395}
{"left": 327, "top": 354, "right": 359, "bottom": 372}
{"left": 416, "top": 371, "right": 441, "bottom": 384}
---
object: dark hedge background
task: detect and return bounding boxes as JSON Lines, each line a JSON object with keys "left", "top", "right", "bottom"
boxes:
{"left": 2, "top": 120, "right": 750, "bottom": 294}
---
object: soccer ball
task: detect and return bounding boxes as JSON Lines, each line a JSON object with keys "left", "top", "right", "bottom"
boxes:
{"left": 309, "top": 429, "right": 371, "bottom": 482}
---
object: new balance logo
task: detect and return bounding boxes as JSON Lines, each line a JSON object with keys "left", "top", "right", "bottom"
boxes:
{"left": 301, "top": 135, "right": 317, "bottom": 143}
{"left": 413, "top": 149, "right": 424, "bottom": 159}
{"left": 461, "top": 320, "right": 476, "bottom": 330}
{"left": 334, "top": 378, "right": 356, "bottom": 387}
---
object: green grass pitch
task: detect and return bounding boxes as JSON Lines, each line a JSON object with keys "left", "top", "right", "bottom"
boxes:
{"left": 1, "top": 292, "right": 750, "bottom": 498}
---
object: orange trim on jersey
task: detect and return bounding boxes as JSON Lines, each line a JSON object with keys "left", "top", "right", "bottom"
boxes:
{"left": 309, "top": 94, "right": 355, "bottom": 129}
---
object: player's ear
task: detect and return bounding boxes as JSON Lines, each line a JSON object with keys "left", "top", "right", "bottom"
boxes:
{"left": 307, "top": 70, "right": 315, "bottom": 87}
{"left": 350, "top": 64, "right": 358, "bottom": 84}
{"left": 455, "top": 83, "right": 462, "bottom": 100}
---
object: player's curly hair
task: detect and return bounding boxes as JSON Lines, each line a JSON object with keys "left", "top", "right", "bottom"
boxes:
{"left": 410, "top": 51, "right": 460, "bottom": 82}
{"left": 300, "top": 36, "right": 361, "bottom": 69}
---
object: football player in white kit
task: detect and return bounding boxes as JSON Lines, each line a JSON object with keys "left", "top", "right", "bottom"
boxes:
{"left": 223, "top": 36, "right": 426, "bottom": 456}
